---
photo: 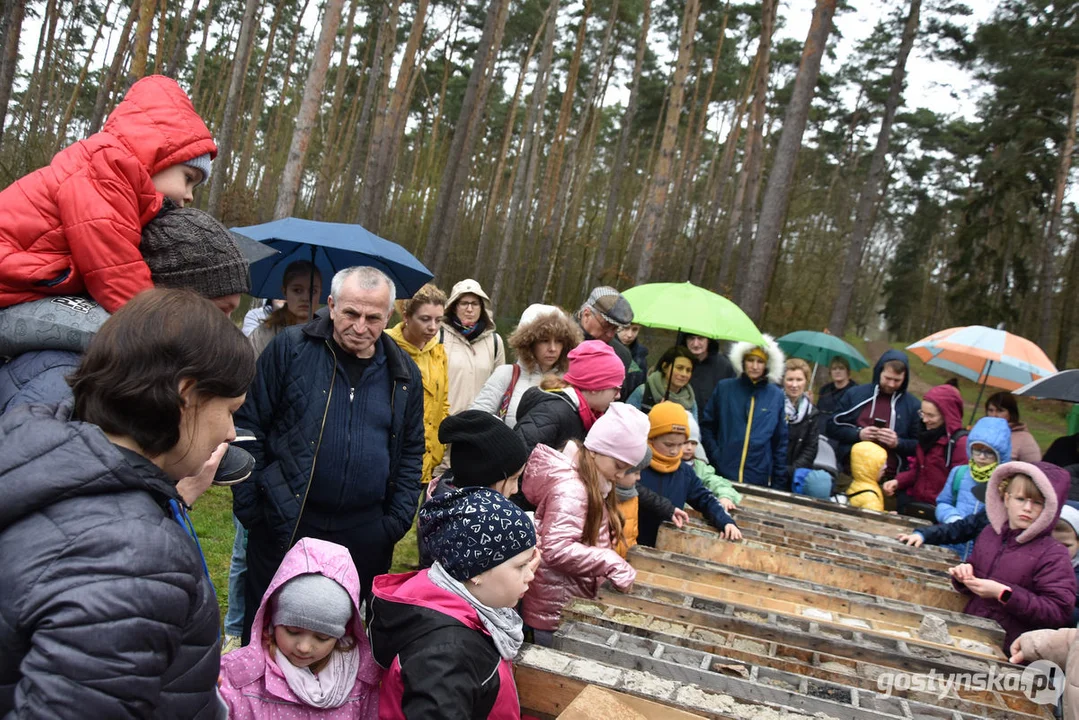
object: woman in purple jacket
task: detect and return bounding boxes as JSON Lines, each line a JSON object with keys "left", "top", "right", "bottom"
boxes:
{"left": 948, "top": 461, "right": 1077, "bottom": 651}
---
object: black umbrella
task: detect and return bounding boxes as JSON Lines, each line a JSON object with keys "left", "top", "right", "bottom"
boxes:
{"left": 1014, "top": 369, "right": 1079, "bottom": 404}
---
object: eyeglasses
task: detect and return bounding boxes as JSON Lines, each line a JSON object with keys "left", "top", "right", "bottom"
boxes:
{"left": 458, "top": 300, "right": 481, "bottom": 309}
{"left": 970, "top": 447, "right": 996, "bottom": 459}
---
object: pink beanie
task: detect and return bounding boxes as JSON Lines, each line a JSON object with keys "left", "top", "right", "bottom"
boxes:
{"left": 562, "top": 340, "right": 625, "bottom": 391}
{"left": 584, "top": 402, "right": 650, "bottom": 466}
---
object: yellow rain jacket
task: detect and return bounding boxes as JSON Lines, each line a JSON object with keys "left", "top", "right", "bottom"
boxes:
{"left": 387, "top": 323, "right": 449, "bottom": 484}
{"left": 616, "top": 495, "right": 639, "bottom": 558}
{"left": 846, "top": 441, "right": 889, "bottom": 511}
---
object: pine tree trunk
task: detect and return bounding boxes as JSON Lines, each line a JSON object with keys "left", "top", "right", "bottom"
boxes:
{"left": 311, "top": 0, "right": 360, "bottom": 220}
{"left": 235, "top": 0, "right": 290, "bottom": 190}
{"left": 422, "top": 0, "right": 509, "bottom": 275}
{"left": 206, "top": 0, "right": 260, "bottom": 215}
{"left": 274, "top": 0, "right": 346, "bottom": 219}
{"left": 1055, "top": 238, "right": 1078, "bottom": 368}
{"left": 189, "top": 0, "right": 216, "bottom": 103}
{"left": 491, "top": 0, "right": 558, "bottom": 301}
{"left": 828, "top": 0, "right": 919, "bottom": 336}
{"left": 631, "top": 0, "right": 700, "bottom": 284}
{"left": 55, "top": 0, "right": 115, "bottom": 151}
{"left": 165, "top": 0, "right": 202, "bottom": 77}
{"left": 1039, "top": 60, "right": 1079, "bottom": 352}
{"left": 588, "top": 0, "right": 650, "bottom": 290}
{"left": 739, "top": 0, "right": 836, "bottom": 323}
{"left": 129, "top": 0, "right": 156, "bottom": 79}
{"left": 0, "top": 0, "right": 25, "bottom": 149}
{"left": 25, "top": 0, "right": 60, "bottom": 141}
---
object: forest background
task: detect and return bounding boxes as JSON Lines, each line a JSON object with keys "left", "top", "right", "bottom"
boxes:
{"left": 0, "top": 0, "right": 1077, "bottom": 366}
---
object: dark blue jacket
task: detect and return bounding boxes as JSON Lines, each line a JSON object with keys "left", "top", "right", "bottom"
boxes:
{"left": 700, "top": 375, "right": 788, "bottom": 489}
{"left": 637, "top": 462, "right": 735, "bottom": 546}
{"left": 0, "top": 349, "right": 80, "bottom": 415}
{"left": 232, "top": 309, "right": 424, "bottom": 553}
{"left": 826, "top": 349, "right": 922, "bottom": 472}
{"left": 0, "top": 404, "right": 222, "bottom": 718}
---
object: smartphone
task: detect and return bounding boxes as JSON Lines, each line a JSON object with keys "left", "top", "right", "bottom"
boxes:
{"left": 873, "top": 418, "right": 887, "bottom": 429}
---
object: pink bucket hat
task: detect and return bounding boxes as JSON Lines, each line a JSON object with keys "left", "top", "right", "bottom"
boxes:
{"left": 562, "top": 340, "right": 625, "bottom": 391}
{"left": 584, "top": 402, "right": 651, "bottom": 466}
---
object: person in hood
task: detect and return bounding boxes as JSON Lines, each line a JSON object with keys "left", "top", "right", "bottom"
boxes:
{"left": 218, "top": 538, "right": 381, "bottom": 719}
{"left": 638, "top": 402, "right": 740, "bottom": 546}
{"left": 948, "top": 461, "right": 1077, "bottom": 651}
{"left": 683, "top": 414, "right": 741, "bottom": 510}
{"left": 370, "top": 487, "right": 539, "bottom": 719}
{"left": 626, "top": 345, "right": 699, "bottom": 420}
{"left": 388, "top": 284, "right": 450, "bottom": 485}
{"left": 0, "top": 75, "right": 217, "bottom": 314}
{"left": 985, "top": 392, "right": 1042, "bottom": 463}
{"left": 470, "top": 304, "right": 582, "bottom": 428}
{"left": 417, "top": 410, "right": 531, "bottom": 568}
{"left": 700, "top": 334, "right": 789, "bottom": 489}
{"left": 0, "top": 288, "right": 254, "bottom": 718}
{"left": 883, "top": 384, "right": 968, "bottom": 515}
{"left": 521, "top": 403, "right": 644, "bottom": 644}
{"left": 846, "top": 441, "right": 889, "bottom": 511}
{"left": 441, "top": 279, "right": 505, "bottom": 415}
{"left": 680, "top": 333, "right": 736, "bottom": 404}
{"left": 514, "top": 340, "right": 625, "bottom": 456}
{"left": 827, "top": 349, "right": 922, "bottom": 477}
{"left": 934, "top": 416, "right": 1012, "bottom": 559}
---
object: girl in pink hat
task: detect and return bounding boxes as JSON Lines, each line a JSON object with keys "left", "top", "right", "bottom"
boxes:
{"left": 521, "top": 402, "right": 649, "bottom": 645}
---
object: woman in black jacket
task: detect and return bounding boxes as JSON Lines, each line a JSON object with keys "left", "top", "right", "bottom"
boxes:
{"left": 783, "top": 358, "right": 820, "bottom": 483}
{"left": 0, "top": 289, "right": 255, "bottom": 719}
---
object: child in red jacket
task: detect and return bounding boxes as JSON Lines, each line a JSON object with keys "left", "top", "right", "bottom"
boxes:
{"left": 0, "top": 75, "right": 216, "bottom": 313}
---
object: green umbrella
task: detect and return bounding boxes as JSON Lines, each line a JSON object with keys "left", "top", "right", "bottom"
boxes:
{"left": 776, "top": 330, "right": 870, "bottom": 370}
{"left": 621, "top": 282, "right": 764, "bottom": 345}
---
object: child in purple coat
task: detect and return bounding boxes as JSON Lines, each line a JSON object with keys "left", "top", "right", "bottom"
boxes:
{"left": 948, "top": 461, "right": 1077, "bottom": 651}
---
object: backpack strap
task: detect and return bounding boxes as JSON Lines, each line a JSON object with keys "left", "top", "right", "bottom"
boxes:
{"left": 950, "top": 464, "right": 970, "bottom": 500}
{"left": 439, "top": 327, "right": 445, "bottom": 344}
{"left": 945, "top": 429, "right": 969, "bottom": 467}
{"left": 498, "top": 364, "right": 521, "bottom": 420}
{"left": 493, "top": 332, "right": 501, "bottom": 365}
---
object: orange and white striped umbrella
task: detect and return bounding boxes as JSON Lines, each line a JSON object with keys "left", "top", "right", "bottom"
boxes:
{"left": 907, "top": 325, "right": 1057, "bottom": 391}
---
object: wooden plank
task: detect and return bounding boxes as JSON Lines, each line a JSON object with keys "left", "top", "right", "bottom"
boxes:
{"left": 557, "top": 685, "right": 708, "bottom": 720}
{"left": 561, "top": 601, "right": 1050, "bottom": 720}
{"left": 655, "top": 524, "right": 965, "bottom": 611}
{"left": 628, "top": 550, "right": 1004, "bottom": 647}
{"left": 734, "top": 493, "right": 926, "bottom": 537}
{"left": 734, "top": 483, "right": 932, "bottom": 531}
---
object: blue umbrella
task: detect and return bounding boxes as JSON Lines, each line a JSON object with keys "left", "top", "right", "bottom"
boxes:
{"left": 234, "top": 217, "right": 433, "bottom": 302}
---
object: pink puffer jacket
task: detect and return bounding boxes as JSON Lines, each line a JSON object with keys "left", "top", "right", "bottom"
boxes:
{"left": 522, "top": 442, "right": 635, "bottom": 631}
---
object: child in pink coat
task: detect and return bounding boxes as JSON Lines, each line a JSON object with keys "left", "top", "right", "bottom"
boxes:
{"left": 218, "top": 537, "right": 382, "bottom": 719}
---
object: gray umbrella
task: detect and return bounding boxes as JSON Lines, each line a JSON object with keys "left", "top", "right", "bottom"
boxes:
{"left": 1014, "top": 369, "right": 1079, "bottom": 403}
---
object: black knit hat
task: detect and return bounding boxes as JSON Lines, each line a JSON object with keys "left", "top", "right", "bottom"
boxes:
{"left": 419, "top": 487, "right": 536, "bottom": 581}
{"left": 438, "top": 410, "right": 529, "bottom": 487}
{"left": 141, "top": 203, "right": 250, "bottom": 298}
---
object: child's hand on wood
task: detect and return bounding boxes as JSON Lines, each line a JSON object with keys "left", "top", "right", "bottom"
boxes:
{"left": 722, "top": 524, "right": 742, "bottom": 541}
{"left": 897, "top": 533, "right": 923, "bottom": 547}
{"left": 670, "top": 508, "right": 689, "bottom": 528}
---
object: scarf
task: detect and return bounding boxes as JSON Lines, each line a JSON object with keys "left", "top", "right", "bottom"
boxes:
{"left": 970, "top": 461, "right": 997, "bottom": 485}
{"left": 615, "top": 484, "right": 638, "bottom": 502}
{"left": 275, "top": 645, "right": 359, "bottom": 709}
{"left": 917, "top": 424, "right": 946, "bottom": 452}
{"left": 649, "top": 441, "right": 682, "bottom": 474}
{"left": 448, "top": 314, "right": 486, "bottom": 342}
{"left": 784, "top": 394, "right": 810, "bottom": 424}
{"left": 428, "top": 561, "right": 524, "bottom": 660}
{"left": 645, "top": 371, "right": 696, "bottom": 412}
{"left": 571, "top": 387, "right": 600, "bottom": 432}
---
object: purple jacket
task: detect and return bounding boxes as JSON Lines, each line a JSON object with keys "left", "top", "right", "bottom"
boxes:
{"left": 957, "top": 462, "right": 1077, "bottom": 650}
{"left": 218, "top": 538, "right": 383, "bottom": 719}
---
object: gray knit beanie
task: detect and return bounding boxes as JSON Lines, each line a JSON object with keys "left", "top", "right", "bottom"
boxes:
{"left": 141, "top": 205, "right": 250, "bottom": 298}
{"left": 181, "top": 153, "right": 212, "bottom": 184}
{"left": 272, "top": 573, "right": 353, "bottom": 639}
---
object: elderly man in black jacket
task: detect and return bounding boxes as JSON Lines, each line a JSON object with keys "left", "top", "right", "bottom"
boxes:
{"left": 233, "top": 266, "right": 424, "bottom": 642}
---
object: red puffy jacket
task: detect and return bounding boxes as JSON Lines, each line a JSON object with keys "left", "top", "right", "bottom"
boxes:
{"left": 0, "top": 75, "right": 216, "bottom": 312}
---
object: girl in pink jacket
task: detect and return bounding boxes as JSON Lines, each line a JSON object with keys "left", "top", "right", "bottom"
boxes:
{"left": 218, "top": 537, "right": 382, "bottom": 719}
{"left": 522, "top": 402, "right": 650, "bottom": 644}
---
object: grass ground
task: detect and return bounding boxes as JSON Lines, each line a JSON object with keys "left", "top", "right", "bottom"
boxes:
{"left": 192, "top": 336, "right": 1071, "bottom": 618}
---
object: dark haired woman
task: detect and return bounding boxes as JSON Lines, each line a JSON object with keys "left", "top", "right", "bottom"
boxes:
{"left": 0, "top": 288, "right": 255, "bottom": 717}
{"left": 249, "top": 260, "right": 323, "bottom": 357}
{"left": 986, "top": 391, "right": 1042, "bottom": 463}
{"left": 626, "top": 345, "right": 699, "bottom": 420}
